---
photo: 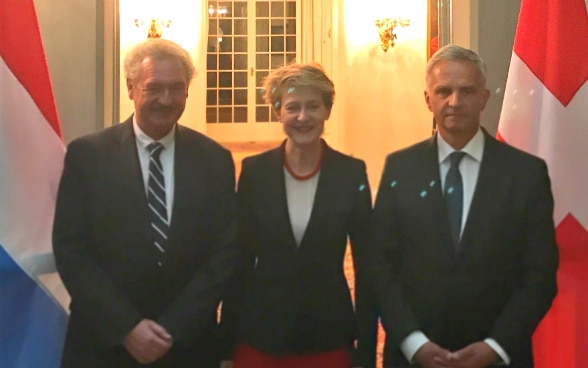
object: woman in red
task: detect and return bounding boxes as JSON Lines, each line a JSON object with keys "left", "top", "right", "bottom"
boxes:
{"left": 221, "top": 63, "right": 377, "bottom": 368}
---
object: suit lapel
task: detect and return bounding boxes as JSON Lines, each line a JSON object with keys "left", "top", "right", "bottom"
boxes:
{"left": 460, "top": 133, "right": 501, "bottom": 252}
{"left": 265, "top": 144, "right": 300, "bottom": 250}
{"left": 115, "top": 119, "right": 150, "bottom": 214}
{"left": 297, "top": 145, "right": 336, "bottom": 250}
{"left": 419, "top": 136, "right": 456, "bottom": 259}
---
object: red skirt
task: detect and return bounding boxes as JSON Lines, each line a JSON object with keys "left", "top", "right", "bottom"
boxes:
{"left": 233, "top": 343, "right": 352, "bottom": 368}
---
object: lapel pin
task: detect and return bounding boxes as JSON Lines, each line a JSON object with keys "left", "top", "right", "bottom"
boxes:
{"left": 447, "top": 187, "right": 454, "bottom": 194}
{"left": 429, "top": 180, "right": 436, "bottom": 187}
{"left": 390, "top": 180, "right": 397, "bottom": 188}
{"left": 359, "top": 183, "right": 366, "bottom": 191}
{"left": 420, "top": 190, "right": 428, "bottom": 198}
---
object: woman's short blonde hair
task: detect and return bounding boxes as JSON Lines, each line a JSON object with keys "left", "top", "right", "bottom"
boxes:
{"left": 123, "top": 38, "right": 196, "bottom": 84}
{"left": 261, "top": 62, "right": 335, "bottom": 114}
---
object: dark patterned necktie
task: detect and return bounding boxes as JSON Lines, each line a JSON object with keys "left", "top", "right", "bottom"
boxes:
{"left": 147, "top": 142, "right": 168, "bottom": 253}
{"left": 444, "top": 151, "right": 466, "bottom": 250}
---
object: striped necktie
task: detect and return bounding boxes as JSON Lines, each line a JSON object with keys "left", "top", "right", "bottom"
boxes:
{"left": 147, "top": 142, "right": 168, "bottom": 253}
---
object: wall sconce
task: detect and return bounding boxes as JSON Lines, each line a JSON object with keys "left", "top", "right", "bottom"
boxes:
{"left": 374, "top": 17, "right": 410, "bottom": 52}
{"left": 134, "top": 19, "right": 171, "bottom": 39}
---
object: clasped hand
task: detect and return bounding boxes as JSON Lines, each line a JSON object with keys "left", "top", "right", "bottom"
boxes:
{"left": 124, "top": 319, "right": 173, "bottom": 364}
{"left": 414, "top": 341, "right": 498, "bottom": 368}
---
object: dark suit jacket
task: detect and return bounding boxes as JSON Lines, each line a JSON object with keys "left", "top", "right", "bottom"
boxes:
{"left": 372, "top": 131, "right": 558, "bottom": 368}
{"left": 53, "top": 118, "right": 238, "bottom": 368}
{"left": 221, "top": 141, "right": 378, "bottom": 367}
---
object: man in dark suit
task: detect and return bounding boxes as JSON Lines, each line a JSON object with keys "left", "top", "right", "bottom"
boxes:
{"left": 372, "top": 45, "right": 558, "bottom": 368}
{"left": 53, "top": 38, "right": 238, "bottom": 367}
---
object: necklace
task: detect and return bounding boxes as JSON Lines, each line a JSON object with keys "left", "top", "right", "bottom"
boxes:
{"left": 283, "top": 143, "right": 324, "bottom": 181}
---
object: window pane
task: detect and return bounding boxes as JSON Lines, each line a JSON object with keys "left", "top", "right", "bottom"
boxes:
{"left": 209, "top": 19, "right": 218, "bottom": 34}
{"left": 286, "top": 36, "right": 296, "bottom": 52}
{"left": 256, "top": 19, "right": 269, "bottom": 34}
{"left": 256, "top": 70, "right": 269, "bottom": 87}
{"left": 206, "top": 54, "right": 217, "bottom": 69}
{"left": 256, "top": 36, "right": 269, "bottom": 52}
{"left": 219, "top": 36, "right": 232, "bottom": 52}
{"left": 234, "top": 107, "right": 247, "bottom": 123}
{"left": 219, "top": 71, "right": 232, "bottom": 87}
{"left": 234, "top": 19, "right": 247, "bottom": 35}
{"left": 286, "top": 53, "right": 296, "bottom": 64}
{"left": 207, "top": 72, "right": 218, "bottom": 87}
{"left": 286, "top": 2, "right": 296, "bottom": 17}
{"left": 256, "top": 106, "right": 270, "bottom": 122}
{"left": 207, "top": 90, "right": 217, "bottom": 105}
{"left": 219, "top": 90, "right": 232, "bottom": 105}
{"left": 219, "top": 107, "right": 232, "bottom": 123}
{"left": 219, "top": 55, "right": 232, "bottom": 70}
{"left": 234, "top": 72, "right": 247, "bottom": 88}
{"left": 271, "top": 54, "right": 285, "bottom": 68}
{"left": 206, "top": 107, "right": 217, "bottom": 123}
{"left": 256, "top": 54, "right": 269, "bottom": 69}
{"left": 234, "top": 89, "right": 247, "bottom": 105}
{"left": 234, "top": 36, "right": 247, "bottom": 52}
{"left": 234, "top": 2, "right": 247, "bottom": 17}
{"left": 271, "top": 36, "right": 284, "bottom": 52}
{"left": 271, "top": 19, "right": 284, "bottom": 34}
{"left": 219, "top": 2, "right": 232, "bottom": 16}
{"left": 256, "top": 90, "right": 266, "bottom": 104}
{"left": 219, "top": 19, "right": 232, "bottom": 34}
{"left": 234, "top": 54, "right": 247, "bottom": 70}
{"left": 256, "top": 2, "right": 269, "bottom": 17}
{"left": 271, "top": 2, "right": 284, "bottom": 17}
{"left": 285, "top": 18, "right": 296, "bottom": 34}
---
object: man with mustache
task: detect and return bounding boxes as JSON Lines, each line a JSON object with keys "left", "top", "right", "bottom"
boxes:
{"left": 53, "top": 39, "right": 238, "bottom": 367}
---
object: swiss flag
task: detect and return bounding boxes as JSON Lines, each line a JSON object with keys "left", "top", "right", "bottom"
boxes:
{"left": 497, "top": 0, "right": 588, "bottom": 367}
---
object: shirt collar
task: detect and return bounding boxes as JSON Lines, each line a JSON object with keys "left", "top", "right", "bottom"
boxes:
{"left": 437, "top": 128, "right": 485, "bottom": 164}
{"left": 132, "top": 115, "right": 176, "bottom": 151}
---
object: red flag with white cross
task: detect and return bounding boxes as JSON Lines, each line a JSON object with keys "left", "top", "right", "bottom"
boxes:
{"left": 497, "top": 0, "right": 588, "bottom": 366}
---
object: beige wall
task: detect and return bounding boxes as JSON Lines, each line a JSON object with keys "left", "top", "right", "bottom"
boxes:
{"left": 35, "top": 0, "right": 102, "bottom": 144}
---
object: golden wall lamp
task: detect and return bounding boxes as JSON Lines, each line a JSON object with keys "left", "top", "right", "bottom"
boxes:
{"left": 134, "top": 19, "right": 171, "bottom": 39}
{"left": 375, "top": 17, "right": 410, "bottom": 52}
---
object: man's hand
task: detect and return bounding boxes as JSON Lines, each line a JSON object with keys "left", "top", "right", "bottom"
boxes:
{"left": 442, "top": 341, "right": 499, "bottom": 368}
{"left": 123, "top": 319, "right": 173, "bottom": 364}
{"left": 414, "top": 341, "right": 453, "bottom": 368}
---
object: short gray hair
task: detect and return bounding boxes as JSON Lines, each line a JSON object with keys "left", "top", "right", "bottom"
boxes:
{"left": 426, "top": 44, "right": 487, "bottom": 83}
{"left": 123, "top": 39, "right": 196, "bottom": 84}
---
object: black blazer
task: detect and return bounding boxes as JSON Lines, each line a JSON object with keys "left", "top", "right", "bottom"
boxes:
{"left": 372, "top": 131, "right": 558, "bottom": 368}
{"left": 221, "top": 141, "right": 378, "bottom": 367}
{"left": 53, "top": 118, "right": 238, "bottom": 368}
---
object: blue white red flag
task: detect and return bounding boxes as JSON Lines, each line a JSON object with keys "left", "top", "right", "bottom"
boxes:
{"left": 0, "top": 1, "right": 69, "bottom": 367}
{"left": 497, "top": 0, "right": 588, "bottom": 366}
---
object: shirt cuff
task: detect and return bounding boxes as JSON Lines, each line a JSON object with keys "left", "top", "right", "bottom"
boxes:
{"left": 400, "top": 331, "right": 429, "bottom": 363}
{"left": 484, "top": 338, "right": 510, "bottom": 365}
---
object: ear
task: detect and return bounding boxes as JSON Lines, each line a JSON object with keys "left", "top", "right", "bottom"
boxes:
{"left": 424, "top": 89, "right": 433, "bottom": 112}
{"left": 480, "top": 88, "right": 491, "bottom": 111}
{"left": 126, "top": 79, "right": 135, "bottom": 100}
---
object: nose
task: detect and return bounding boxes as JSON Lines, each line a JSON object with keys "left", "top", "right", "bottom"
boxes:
{"left": 448, "top": 92, "right": 462, "bottom": 107}
{"left": 157, "top": 88, "right": 173, "bottom": 105}
{"left": 297, "top": 108, "right": 309, "bottom": 121}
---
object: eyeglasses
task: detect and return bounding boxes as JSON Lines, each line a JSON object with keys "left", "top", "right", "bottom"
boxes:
{"left": 140, "top": 83, "right": 187, "bottom": 97}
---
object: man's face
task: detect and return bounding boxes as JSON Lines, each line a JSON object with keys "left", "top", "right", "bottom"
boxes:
{"left": 424, "top": 59, "right": 490, "bottom": 143}
{"left": 127, "top": 57, "right": 188, "bottom": 139}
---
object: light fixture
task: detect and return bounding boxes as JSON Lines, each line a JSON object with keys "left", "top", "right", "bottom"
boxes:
{"left": 374, "top": 17, "right": 410, "bottom": 52}
{"left": 134, "top": 19, "right": 171, "bottom": 39}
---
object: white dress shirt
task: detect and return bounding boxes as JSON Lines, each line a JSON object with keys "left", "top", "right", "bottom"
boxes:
{"left": 133, "top": 118, "right": 175, "bottom": 222}
{"left": 400, "top": 129, "right": 510, "bottom": 365}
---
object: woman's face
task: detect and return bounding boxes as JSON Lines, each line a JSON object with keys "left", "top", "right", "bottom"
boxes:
{"left": 277, "top": 86, "right": 331, "bottom": 147}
